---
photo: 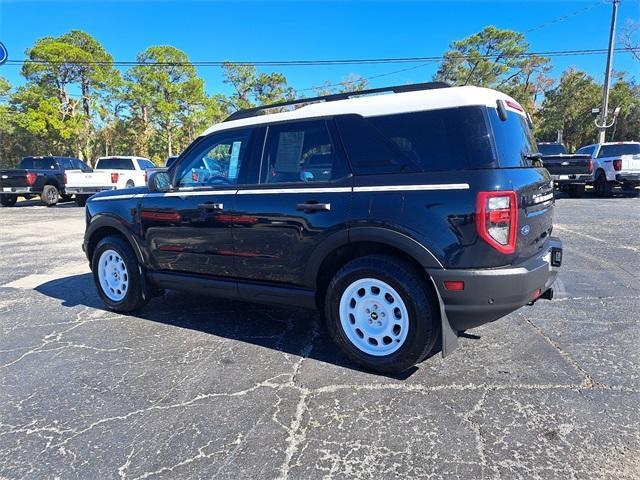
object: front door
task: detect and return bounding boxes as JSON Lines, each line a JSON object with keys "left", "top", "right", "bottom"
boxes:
{"left": 141, "top": 127, "right": 260, "bottom": 277}
{"left": 233, "top": 119, "right": 352, "bottom": 287}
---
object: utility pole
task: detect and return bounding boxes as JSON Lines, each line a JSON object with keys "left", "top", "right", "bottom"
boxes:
{"left": 597, "top": 0, "right": 620, "bottom": 143}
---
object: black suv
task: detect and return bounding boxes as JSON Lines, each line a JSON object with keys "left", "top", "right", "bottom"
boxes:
{"left": 83, "top": 83, "right": 562, "bottom": 373}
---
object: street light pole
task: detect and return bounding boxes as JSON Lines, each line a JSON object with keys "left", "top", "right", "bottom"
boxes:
{"left": 598, "top": 0, "right": 620, "bottom": 143}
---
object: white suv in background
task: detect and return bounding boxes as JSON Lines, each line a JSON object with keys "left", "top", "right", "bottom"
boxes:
{"left": 65, "top": 156, "right": 157, "bottom": 206}
{"left": 576, "top": 142, "right": 640, "bottom": 196}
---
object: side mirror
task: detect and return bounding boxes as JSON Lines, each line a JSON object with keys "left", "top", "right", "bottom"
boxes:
{"left": 148, "top": 171, "right": 172, "bottom": 192}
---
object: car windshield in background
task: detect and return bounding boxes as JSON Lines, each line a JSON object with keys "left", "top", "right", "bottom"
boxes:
{"left": 537, "top": 143, "right": 566, "bottom": 155}
{"left": 19, "top": 157, "right": 57, "bottom": 169}
{"left": 598, "top": 143, "right": 640, "bottom": 157}
{"left": 488, "top": 109, "right": 537, "bottom": 168}
{"left": 96, "top": 158, "right": 135, "bottom": 170}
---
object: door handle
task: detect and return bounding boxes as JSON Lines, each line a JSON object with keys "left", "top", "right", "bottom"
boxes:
{"left": 198, "top": 202, "right": 224, "bottom": 210}
{"left": 296, "top": 202, "right": 331, "bottom": 212}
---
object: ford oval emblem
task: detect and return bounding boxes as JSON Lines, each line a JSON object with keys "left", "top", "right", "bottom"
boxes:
{"left": 521, "top": 225, "right": 531, "bottom": 236}
{"left": 0, "top": 42, "right": 7, "bottom": 66}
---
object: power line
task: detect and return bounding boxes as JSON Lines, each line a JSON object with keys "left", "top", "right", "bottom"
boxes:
{"left": 3, "top": 47, "right": 638, "bottom": 68}
{"left": 525, "top": 1, "right": 603, "bottom": 34}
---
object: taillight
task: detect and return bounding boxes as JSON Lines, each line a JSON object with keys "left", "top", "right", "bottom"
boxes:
{"left": 144, "top": 171, "right": 148, "bottom": 183}
{"left": 111, "top": 172, "right": 119, "bottom": 183}
{"left": 613, "top": 159, "right": 622, "bottom": 171}
{"left": 588, "top": 159, "right": 593, "bottom": 173}
{"left": 476, "top": 191, "right": 518, "bottom": 254}
{"left": 26, "top": 172, "right": 37, "bottom": 186}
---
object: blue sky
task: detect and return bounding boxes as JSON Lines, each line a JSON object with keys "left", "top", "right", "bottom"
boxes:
{"left": 0, "top": 0, "right": 638, "bottom": 96}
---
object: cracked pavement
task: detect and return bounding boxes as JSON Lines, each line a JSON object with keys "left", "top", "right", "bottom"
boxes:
{"left": 0, "top": 193, "right": 638, "bottom": 479}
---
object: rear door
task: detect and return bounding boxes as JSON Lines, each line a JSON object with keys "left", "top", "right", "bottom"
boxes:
{"left": 232, "top": 119, "right": 352, "bottom": 287}
{"left": 140, "top": 128, "right": 259, "bottom": 277}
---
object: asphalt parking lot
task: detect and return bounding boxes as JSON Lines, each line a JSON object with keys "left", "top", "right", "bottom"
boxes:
{"left": 0, "top": 191, "right": 638, "bottom": 480}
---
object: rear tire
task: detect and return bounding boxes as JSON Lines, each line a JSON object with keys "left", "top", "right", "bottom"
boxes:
{"left": 594, "top": 171, "right": 612, "bottom": 198}
{"left": 0, "top": 195, "right": 17, "bottom": 207}
{"left": 91, "top": 234, "right": 148, "bottom": 312}
{"left": 324, "top": 255, "right": 440, "bottom": 373}
{"left": 125, "top": 180, "right": 135, "bottom": 189}
{"left": 622, "top": 183, "right": 637, "bottom": 192}
{"left": 74, "top": 195, "right": 88, "bottom": 207}
{"left": 41, "top": 185, "right": 59, "bottom": 206}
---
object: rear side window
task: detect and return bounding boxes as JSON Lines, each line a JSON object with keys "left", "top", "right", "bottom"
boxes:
{"left": 262, "top": 120, "right": 348, "bottom": 183}
{"left": 597, "top": 144, "right": 640, "bottom": 158}
{"left": 336, "top": 106, "right": 496, "bottom": 174}
{"left": 59, "top": 158, "right": 74, "bottom": 169}
{"left": 19, "top": 157, "right": 57, "bottom": 169}
{"left": 96, "top": 158, "right": 135, "bottom": 170}
{"left": 488, "top": 108, "right": 537, "bottom": 168}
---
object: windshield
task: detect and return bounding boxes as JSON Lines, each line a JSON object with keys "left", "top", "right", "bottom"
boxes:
{"left": 96, "top": 158, "right": 135, "bottom": 170}
{"left": 537, "top": 143, "right": 566, "bottom": 155}
{"left": 19, "top": 157, "right": 57, "bottom": 169}
{"left": 598, "top": 144, "right": 640, "bottom": 158}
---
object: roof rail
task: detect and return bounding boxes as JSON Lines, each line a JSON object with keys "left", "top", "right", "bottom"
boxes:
{"left": 224, "top": 81, "right": 450, "bottom": 122}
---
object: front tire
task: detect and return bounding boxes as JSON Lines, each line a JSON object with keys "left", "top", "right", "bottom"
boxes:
{"left": 41, "top": 185, "right": 59, "bottom": 206}
{"left": 324, "top": 255, "right": 440, "bottom": 373}
{"left": 92, "top": 235, "right": 148, "bottom": 312}
{"left": 0, "top": 195, "right": 17, "bottom": 207}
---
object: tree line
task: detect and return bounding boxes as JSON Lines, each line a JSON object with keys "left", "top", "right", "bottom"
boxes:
{"left": 0, "top": 27, "right": 638, "bottom": 168}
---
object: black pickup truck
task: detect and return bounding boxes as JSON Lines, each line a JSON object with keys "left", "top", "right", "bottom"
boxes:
{"left": 537, "top": 142, "right": 592, "bottom": 197}
{"left": 0, "top": 156, "right": 89, "bottom": 207}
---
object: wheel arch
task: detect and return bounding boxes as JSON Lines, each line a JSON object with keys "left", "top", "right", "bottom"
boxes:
{"left": 85, "top": 215, "right": 145, "bottom": 266}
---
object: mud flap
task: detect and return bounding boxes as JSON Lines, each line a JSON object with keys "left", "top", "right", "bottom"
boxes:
{"left": 429, "top": 277, "right": 459, "bottom": 357}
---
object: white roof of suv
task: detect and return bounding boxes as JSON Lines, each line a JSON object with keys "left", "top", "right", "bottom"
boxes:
{"left": 201, "top": 85, "right": 524, "bottom": 137}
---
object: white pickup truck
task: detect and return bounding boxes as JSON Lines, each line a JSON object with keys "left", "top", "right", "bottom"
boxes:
{"left": 576, "top": 142, "right": 640, "bottom": 197}
{"left": 65, "top": 156, "right": 157, "bottom": 206}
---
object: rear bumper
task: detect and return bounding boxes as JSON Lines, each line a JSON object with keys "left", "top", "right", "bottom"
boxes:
{"left": 551, "top": 174, "right": 591, "bottom": 184}
{"left": 65, "top": 186, "right": 115, "bottom": 194}
{"left": 1, "top": 186, "right": 34, "bottom": 194}
{"left": 428, "top": 237, "right": 562, "bottom": 331}
{"left": 616, "top": 173, "right": 640, "bottom": 184}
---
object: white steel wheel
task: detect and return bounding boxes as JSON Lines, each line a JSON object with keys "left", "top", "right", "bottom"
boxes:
{"left": 338, "top": 278, "right": 410, "bottom": 356}
{"left": 97, "top": 249, "right": 129, "bottom": 302}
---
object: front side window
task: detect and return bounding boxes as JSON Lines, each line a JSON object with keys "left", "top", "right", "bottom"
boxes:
{"left": 262, "top": 120, "right": 346, "bottom": 184}
{"left": 176, "top": 129, "right": 254, "bottom": 188}
{"left": 96, "top": 158, "right": 135, "bottom": 170}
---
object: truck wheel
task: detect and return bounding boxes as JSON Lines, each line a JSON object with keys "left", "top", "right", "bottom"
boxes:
{"left": 622, "top": 183, "right": 637, "bottom": 193}
{"left": 41, "top": 185, "right": 59, "bottom": 206}
{"left": 568, "top": 184, "right": 585, "bottom": 198}
{"left": 125, "top": 180, "right": 135, "bottom": 188}
{"left": 324, "top": 255, "right": 440, "bottom": 373}
{"left": 594, "top": 171, "right": 612, "bottom": 198}
{"left": 92, "top": 235, "right": 148, "bottom": 312}
{"left": 74, "top": 195, "right": 88, "bottom": 207}
{"left": 0, "top": 195, "right": 17, "bottom": 207}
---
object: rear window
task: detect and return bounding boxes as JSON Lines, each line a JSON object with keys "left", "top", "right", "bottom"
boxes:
{"left": 96, "top": 158, "right": 135, "bottom": 170}
{"left": 336, "top": 106, "right": 496, "bottom": 174}
{"left": 597, "top": 144, "right": 640, "bottom": 158}
{"left": 19, "top": 157, "right": 57, "bottom": 169}
{"left": 537, "top": 143, "right": 566, "bottom": 155}
{"left": 488, "top": 108, "right": 537, "bottom": 168}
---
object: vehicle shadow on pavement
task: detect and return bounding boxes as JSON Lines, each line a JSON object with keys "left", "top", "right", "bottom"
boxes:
{"left": 35, "top": 273, "right": 430, "bottom": 379}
